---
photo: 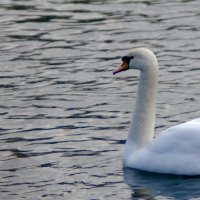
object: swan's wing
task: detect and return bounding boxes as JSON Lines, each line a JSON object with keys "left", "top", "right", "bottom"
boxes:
{"left": 185, "top": 118, "right": 200, "bottom": 125}
{"left": 127, "top": 121, "right": 200, "bottom": 175}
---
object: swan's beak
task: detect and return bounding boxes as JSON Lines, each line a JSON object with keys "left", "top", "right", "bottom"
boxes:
{"left": 113, "top": 61, "right": 129, "bottom": 75}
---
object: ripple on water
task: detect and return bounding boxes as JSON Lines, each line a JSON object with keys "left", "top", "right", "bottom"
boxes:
{"left": 0, "top": 0, "right": 200, "bottom": 199}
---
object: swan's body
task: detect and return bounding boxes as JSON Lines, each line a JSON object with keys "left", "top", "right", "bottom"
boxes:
{"left": 113, "top": 48, "right": 200, "bottom": 175}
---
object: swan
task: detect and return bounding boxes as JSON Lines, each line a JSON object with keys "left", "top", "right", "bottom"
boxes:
{"left": 113, "top": 48, "right": 200, "bottom": 175}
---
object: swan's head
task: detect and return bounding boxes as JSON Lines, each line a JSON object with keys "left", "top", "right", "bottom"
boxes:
{"left": 113, "top": 48, "right": 157, "bottom": 75}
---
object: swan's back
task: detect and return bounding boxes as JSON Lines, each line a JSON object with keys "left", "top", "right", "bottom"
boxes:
{"left": 124, "top": 119, "right": 200, "bottom": 175}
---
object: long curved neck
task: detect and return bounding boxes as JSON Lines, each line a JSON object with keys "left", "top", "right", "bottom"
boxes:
{"left": 126, "top": 63, "right": 159, "bottom": 151}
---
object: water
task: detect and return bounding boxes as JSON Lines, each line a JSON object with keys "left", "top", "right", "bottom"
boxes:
{"left": 0, "top": 0, "right": 200, "bottom": 199}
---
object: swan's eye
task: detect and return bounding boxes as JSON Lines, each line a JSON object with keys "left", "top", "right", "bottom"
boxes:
{"left": 122, "top": 56, "right": 134, "bottom": 62}
{"left": 122, "top": 56, "right": 128, "bottom": 62}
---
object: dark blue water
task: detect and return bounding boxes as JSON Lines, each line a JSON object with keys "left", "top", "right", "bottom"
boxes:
{"left": 0, "top": 0, "right": 200, "bottom": 199}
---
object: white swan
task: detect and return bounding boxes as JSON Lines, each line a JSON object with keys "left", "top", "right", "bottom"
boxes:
{"left": 113, "top": 48, "right": 200, "bottom": 175}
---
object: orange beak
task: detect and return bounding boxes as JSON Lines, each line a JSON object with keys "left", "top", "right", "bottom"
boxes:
{"left": 113, "top": 60, "right": 129, "bottom": 75}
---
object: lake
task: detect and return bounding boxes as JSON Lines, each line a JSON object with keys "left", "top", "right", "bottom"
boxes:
{"left": 0, "top": 0, "right": 200, "bottom": 199}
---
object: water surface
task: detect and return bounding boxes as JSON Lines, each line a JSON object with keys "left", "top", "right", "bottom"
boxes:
{"left": 0, "top": 0, "right": 200, "bottom": 199}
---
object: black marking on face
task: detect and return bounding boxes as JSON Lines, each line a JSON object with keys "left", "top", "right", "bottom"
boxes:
{"left": 121, "top": 56, "right": 134, "bottom": 67}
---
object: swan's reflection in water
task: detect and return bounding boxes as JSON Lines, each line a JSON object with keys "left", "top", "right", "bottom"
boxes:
{"left": 123, "top": 168, "right": 200, "bottom": 200}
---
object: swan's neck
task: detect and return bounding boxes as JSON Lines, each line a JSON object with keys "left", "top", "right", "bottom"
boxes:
{"left": 126, "top": 63, "right": 159, "bottom": 153}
